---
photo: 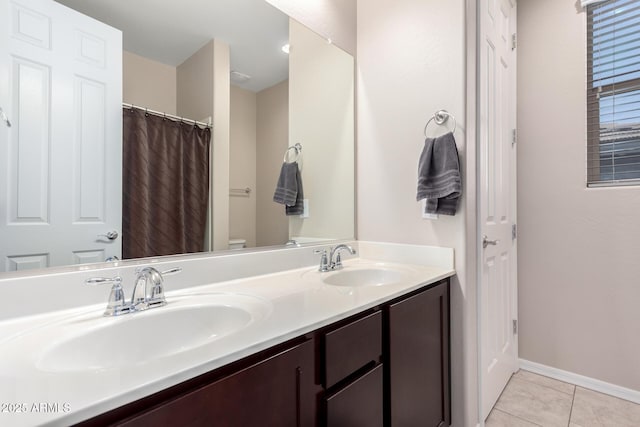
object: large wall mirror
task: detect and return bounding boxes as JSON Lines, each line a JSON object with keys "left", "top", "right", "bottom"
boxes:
{"left": 0, "top": 0, "right": 355, "bottom": 273}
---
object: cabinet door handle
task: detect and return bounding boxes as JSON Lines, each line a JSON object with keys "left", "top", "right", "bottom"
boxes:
{"left": 295, "top": 367, "right": 301, "bottom": 427}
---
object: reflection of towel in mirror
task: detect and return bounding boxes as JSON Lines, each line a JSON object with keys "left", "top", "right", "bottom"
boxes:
{"left": 273, "top": 162, "right": 304, "bottom": 216}
{"left": 416, "top": 132, "right": 461, "bottom": 216}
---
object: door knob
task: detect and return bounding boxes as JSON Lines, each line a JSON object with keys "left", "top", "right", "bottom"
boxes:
{"left": 482, "top": 235, "right": 499, "bottom": 248}
{"left": 98, "top": 230, "right": 119, "bottom": 241}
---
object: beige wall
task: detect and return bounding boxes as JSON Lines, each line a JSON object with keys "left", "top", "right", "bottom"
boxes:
{"left": 177, "top": 40, "right": 231, "bottom": 251}
{"left": 265, "top": 0, "right": 356, "bottom": 55}
{"left": 177, "top": 42, "right": 214, "bottom": 121}
{"left": 230, "top": 86, "right": 257, "bottom": 248}
{"left": 356, "top": 0, "right": 477, "bottom": 426}
{"left": 256, "top": 81, "right": 290, "bottom": 247}
{"left": 288, "top": 19, "right": 355, "bottom": 241}
{"left": 123, "top": 50, "right": 177, "bottom": 115}
{"left": 518, "top": 0, "right": 640, "bottom": 391}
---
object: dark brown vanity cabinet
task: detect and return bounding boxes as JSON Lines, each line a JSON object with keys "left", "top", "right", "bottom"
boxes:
{"left": 386, "top": 281, "right": 450, "bottom": 427}
{"left": 79, "top": 279, "right": 450, "bottom": 427}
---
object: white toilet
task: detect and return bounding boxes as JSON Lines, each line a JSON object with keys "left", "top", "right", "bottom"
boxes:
{"left": 228, "top": 239, "right": 246, "bottom": 250}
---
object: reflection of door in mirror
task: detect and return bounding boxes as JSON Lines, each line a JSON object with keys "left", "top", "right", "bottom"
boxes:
{"left": 1, "top": 0, "right": 356, "bottom": 274}
{"left": 0, "top": 0, "right": 122, "bottom": 272}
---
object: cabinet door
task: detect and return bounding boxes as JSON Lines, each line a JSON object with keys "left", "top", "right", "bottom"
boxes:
{"left": 387, "top": 282, "right": 450, "bottom": 427}
{"left": 120, "top": 340, "right": 317, "bottom": 427}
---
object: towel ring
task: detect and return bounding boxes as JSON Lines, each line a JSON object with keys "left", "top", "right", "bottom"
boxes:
{"left": 283, "top": 143, "right": 303, "bottom": 163}
{"left": 424, "top": 110, "right": 457, "bottom": 137}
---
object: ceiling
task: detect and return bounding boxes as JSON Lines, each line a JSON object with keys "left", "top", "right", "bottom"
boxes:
{"left": 55, "top": 0, "right": 290, "bottom": 92}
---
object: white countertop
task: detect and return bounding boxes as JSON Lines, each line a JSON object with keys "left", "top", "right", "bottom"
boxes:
{"left": 0, "top": 248, "right": 454, "bottom": 426}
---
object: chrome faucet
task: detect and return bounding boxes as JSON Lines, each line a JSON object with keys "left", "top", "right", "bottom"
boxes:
{"left": 131, "top": 266, "right": 180, "bottom": 310}
{"left": 86, "top": 266, "right": 182, "bottom": 316}
{"left": 317, "top": 244, "right": 356, "bottom": 272}
{"left": 329, "top": 244, "right": 356, "bottom": 270}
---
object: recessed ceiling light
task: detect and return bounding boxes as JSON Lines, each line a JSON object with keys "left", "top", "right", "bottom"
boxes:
{"left": 281, "top": 43, "right": 290, "bottom": 54}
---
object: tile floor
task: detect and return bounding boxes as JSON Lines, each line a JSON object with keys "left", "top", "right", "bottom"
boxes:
{"left": 485, "top": 370, "right": 640, "bottom": 427}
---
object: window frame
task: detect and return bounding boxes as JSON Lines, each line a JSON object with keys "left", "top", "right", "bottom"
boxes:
{"left": 586, "top": 1, "right": 640, "bottom": 187}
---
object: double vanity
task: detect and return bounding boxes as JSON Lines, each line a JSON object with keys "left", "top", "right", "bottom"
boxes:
{"left": 0, "top": 241, "right": 454, "bottom": 426}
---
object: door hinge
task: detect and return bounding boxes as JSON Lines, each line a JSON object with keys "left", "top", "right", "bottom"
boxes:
{"left": 512, "top": 224, "right": 517, "bottom": 240}
{"left": 513, "top": 319, "right": 518, "bottom": 335}
{"left": 512, "top": 129, "right": 517, "bottom": 146}
{"left": 512, "top": 33, "right": 517, "bottom": 50}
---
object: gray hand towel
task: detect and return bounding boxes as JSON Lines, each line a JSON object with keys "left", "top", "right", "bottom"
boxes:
{"left": 273, "top": 162, "right": 304, "bottom": 215}
{"left": 273, "top": 162, "right": 299, "bottom": 206}
{"left": 285, "top": 166, "right": 304, "bottom": 216}
{"left": 416, "top": 132, "right": 461, "bottom": 216}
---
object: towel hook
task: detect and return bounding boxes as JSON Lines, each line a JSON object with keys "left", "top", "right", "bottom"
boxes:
{"left": 424, "top": 110, "right": 457, "bottom": 137}
{"left": 283, "top": 143, "right": 303, "bottom": 163}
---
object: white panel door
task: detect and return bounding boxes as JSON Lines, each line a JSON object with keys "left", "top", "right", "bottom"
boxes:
{"left": 479, "top": 0, "right": 518, "bottom": 419}
{"left": 0, "top": 0, "right": 122, "bottom": 272}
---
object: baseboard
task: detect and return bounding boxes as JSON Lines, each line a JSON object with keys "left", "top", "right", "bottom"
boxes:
{"left": 519, "top": 359, "right": 640, "bottom": 404}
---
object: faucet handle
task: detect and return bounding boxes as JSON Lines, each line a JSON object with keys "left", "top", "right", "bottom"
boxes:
{"left": 85, "top": 276, "right": 130, "bottom": 316}
{"left": 334, "top": 252, "right": 344, "bottom": 269}
{"left": 315, "top": 249, "right": 330, "bottom": 272}
{"left": 135, "top": 266, "right": 182, "bottom": 276}
{"left": 160, "top": 267, "right": 182, "bottom": 276}
{"left": 146, "top": 267, "right": 182, "bottom": 307}
{"left": 85, "top": 276, "right": 122, "bottom": 286}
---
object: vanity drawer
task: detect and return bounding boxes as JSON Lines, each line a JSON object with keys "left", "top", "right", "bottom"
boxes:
{"left": 323, "top": 310, "right": 382, "bottom": 388}
{"left": 325, "top": 363, "right": 384, "bottom": 427}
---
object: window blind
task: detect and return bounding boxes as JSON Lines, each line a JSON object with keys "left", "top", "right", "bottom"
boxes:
{"left": 587, "top": 0, "right": 640, "bottom": 186}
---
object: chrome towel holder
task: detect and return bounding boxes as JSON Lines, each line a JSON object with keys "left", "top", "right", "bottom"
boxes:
{"left": 424, "top": 110, "right": 456, "bottom": 137}
{"left": 230, "top": 187, "right": 252, "bottom": 196}
{"left": 283, "top": 143, "right": 303, "bottom": 163}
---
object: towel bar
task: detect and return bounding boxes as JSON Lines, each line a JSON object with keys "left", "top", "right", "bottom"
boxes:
{"left": 283, "top": 143, "right": 303, "bottom": 163}
{"left": 424, "top": 110, "right": 457, "bottom": 137}
{"left": 230, "top": 187, "right": 251, "bottom": 196}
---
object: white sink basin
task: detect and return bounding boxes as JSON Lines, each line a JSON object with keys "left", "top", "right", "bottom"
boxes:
{"left": 305, "top": 262, "right": 419, "bottom": 287}
{"left": 323, "top": 268, "right": 405, "bottom": 287}
{"left": 33, "top": 293, "right": 272, "bottom": 373}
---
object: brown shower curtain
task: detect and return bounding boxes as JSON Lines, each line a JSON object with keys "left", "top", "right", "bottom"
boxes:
{"left": 122, "top": 108, "right": 211, "bottom": 259}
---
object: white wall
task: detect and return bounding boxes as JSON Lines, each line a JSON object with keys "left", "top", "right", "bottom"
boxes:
{"left": 264, "top": 0, "right": 356, "bottom": 55}
{"left": 518, "top": 0, "right": 640, "bottom": 392}
{"left": 357, "top": 0, "right": 476, "bottom": 425}
{"left": 288, "top": 19, "right": 355, "bottom": 241}
{"left": 230, "top": 85, "right": 257, "bottom": 248}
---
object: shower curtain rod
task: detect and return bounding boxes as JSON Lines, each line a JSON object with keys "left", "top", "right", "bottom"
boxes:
{"left": 122, "top": 103, "right": 212, "bottom": 129}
